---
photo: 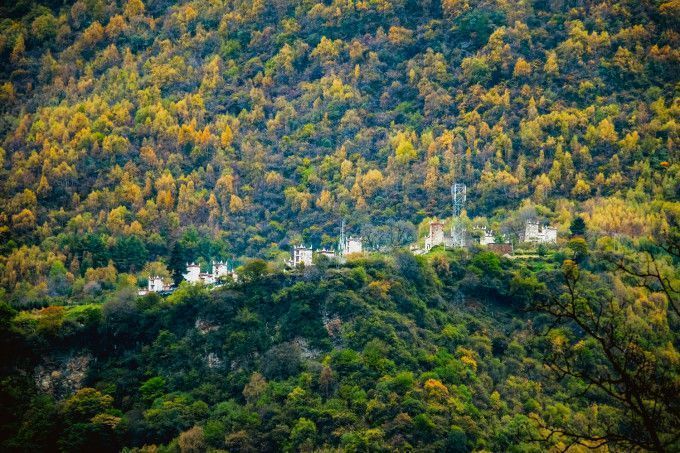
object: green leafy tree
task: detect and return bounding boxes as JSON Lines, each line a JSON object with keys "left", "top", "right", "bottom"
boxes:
{"left": 238, "top": 259, "right": 268, "bottom": 282}
{"left": 289, "top": 417, "right": 317, "bottom": 451}
{"left": 532, "top": 261, "right": 679, "bottom": 451}
{"left": 140, "top": 376, "right": 166, "bottom": 403}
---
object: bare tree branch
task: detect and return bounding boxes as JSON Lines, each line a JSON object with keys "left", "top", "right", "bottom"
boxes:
{"left": 530, "top": 262, "right": 678, "bottom": 452}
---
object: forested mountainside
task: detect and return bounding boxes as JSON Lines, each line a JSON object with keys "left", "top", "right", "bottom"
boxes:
{"left": 0, "top": 0, "right": 678, "bottom": 305}
{"left": 0, "top": 0, "right": 679, "bottom": 452}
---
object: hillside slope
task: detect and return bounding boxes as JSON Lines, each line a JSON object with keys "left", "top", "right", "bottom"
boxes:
{"left": 0, "top": 0, "right": 678, "bottom": 306}
{"left": 0, "top": 1, "right": 679, "bottom": 451}
{"left": 1, "top": 250, "right": 678, "bottom": 451}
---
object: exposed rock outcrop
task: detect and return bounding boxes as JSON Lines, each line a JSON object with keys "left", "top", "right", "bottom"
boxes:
{"left": 35, "top": 354, "right": 92, "bottom": 399}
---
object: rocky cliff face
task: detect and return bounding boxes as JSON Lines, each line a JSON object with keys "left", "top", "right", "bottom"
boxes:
{"left": 34, "top": 354, "right": 92, "bottom": 399}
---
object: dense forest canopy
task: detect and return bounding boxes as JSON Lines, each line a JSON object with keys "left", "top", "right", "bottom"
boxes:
{"left": 1, "top": 247, "right": 679, "bottom": 451}
{"left": 0, "top": 0, "right": 678, "bottom": 451}
{"left": 0, "top": 0, "right": 677, "bottom": 304}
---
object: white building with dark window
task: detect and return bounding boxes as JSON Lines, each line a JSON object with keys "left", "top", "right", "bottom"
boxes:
{"left": 212, "top": 261, "right": 238, "bottom": 282}
{"left": 340, "top": 236, "right": 362, "bottom": 255}
{"left": 138, "top": 275, "right": 173, "bottom": 295}
{"left": 337, "top": 220, "right": 363, "bottom": 257}
{"left": 523, "top": 221, "right": 557, "bottom": 244}
{"left": 184, "top": 261, "right": 237, "bottom": 285}
{"left": 290, "top": 245, "right": 314, "bottom": 267}
{"left": 184, "top": 262, "right": 201, "bottom": 283}
{"left": 148, "top": 276, "right": 168, "bottom": 292}
{"left": 184, "top": 262, "right": 215, "bottom": 284}
{"left": 479, "top": 227, "right": 496, "bottom": 246}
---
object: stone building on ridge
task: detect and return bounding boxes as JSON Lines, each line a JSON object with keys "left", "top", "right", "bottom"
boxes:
{"left": 340, "top": 236, "right": 363, "bottom": 255}
{"left": 138, "top": 275, "right": 173, "bottom": 295}
{"left": 289, "top": 245, "right": 314, "bottom": 267}
{"left": 424, "top": 218, "right": 454, "bottom": 251}
{"left": 523, "top": 221, "right": 557, "bottom": 244}
{"left": 478, "top": 226, "right": 496, "bottom": 246}
{"left": 184, "top": 261, "right": 237, "bottom": 285}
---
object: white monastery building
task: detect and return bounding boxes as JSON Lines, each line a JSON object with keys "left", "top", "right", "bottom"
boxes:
{"left": 479, "top": 227, "right": 496, "bottom": 246}
{"left": 290, "top": 245, "right": 314, "bottom": 267}
{"left": 523, "top": 221, "right": 557, "bottom": 244}
{"left": 138, "top": 275, "right": 173, "bottom": 295}
{"left": 184, "top": 261, "right": 237, "bottom": 285}
{"left": 340, "top": 236, "right": 363, "bottom": 255}
{"left": 212, "top": 261, "right": 235, "bottom": 280}
{"left": 287, "top": 224, "right": 363, "bottom": 268}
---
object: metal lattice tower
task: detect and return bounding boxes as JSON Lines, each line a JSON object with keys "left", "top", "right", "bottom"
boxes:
{"left": 451, "top": 183, "right": 466, "bottom": 217}
{"left": 451, "top": 183, "right": 467, "bottom": 247}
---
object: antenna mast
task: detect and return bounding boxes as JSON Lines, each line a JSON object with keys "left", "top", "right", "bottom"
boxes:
{"left": 451, "top": 183, "right": 467, "bottom": 247}
{"left": 339, "top": 219, "right": 346, "bottom": 255}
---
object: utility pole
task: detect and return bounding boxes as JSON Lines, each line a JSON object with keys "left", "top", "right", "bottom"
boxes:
{"left": 338, "top": 219, "right": 346, "bottom": 255}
